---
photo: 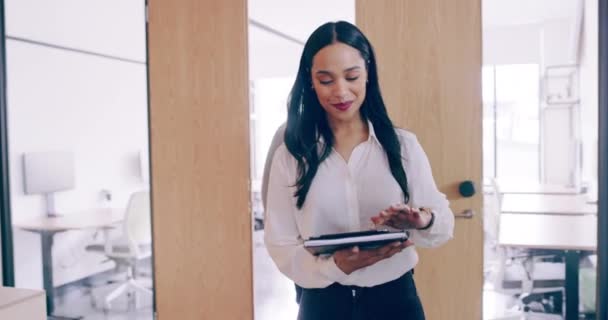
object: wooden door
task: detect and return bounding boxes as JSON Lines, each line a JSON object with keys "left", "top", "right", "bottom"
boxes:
{"left": 357, "top": 1, "right": 483, "bottom": 319}
{"left": 148, "top": 1, "right": 253, "bottom": 319}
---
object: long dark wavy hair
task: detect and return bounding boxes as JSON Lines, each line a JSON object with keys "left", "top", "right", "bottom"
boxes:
{"left": 285, "top": 21, "right": 409, "bottom": 209}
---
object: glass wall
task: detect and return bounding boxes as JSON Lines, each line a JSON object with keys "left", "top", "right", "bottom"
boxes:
{"left": 482, "top": 0, "right": 598, "bottom": 319}
{"left": 247, "top": 1, "right": 354, "bottom": 319}
{"left": 3, "top": 1, "right": 154, "bottom": 318}
{"left": 483, "top": 64, "right": 541, "bottom": 183}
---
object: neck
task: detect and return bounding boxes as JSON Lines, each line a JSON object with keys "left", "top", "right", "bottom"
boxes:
{"left": 328, "top": 115, "right": 368, "bottom": 142}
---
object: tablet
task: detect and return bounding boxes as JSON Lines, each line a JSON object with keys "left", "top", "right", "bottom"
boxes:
{"left": 304, "top": 229, "right": 409, "bottom": 255}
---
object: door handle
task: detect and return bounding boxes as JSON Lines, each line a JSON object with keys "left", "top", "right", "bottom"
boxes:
{"left": 455, "top": 209, "right": 474, "bottom": 219}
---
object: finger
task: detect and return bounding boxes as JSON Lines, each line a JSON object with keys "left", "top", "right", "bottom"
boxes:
{"left": 411, "top": 209, "right": 420, "bottom": 220}
{"left": 388, "top": 214, "right": 410, "bottom": 227}
{"left": 380, "top": 240, "right": 410, "bottom": 256}
{"left": 371, "top": 210, "right": 394, "bottom": 226}
{"left": 364, "top": 253, "right": 386, "bottom": 265}
{"left": 372, "top": 214, "right": 389, "bottom": 225}
{"left": 385, "top": 246, "right": 403, "bottom": 258}
{"left": 392, "top": 210, "right": 420, "bottom": 225}
{"left": 380, "top": 210, "right": 393, "bottom": 219}
{"left": 376, "top": 245, "right": 405, "bottom": 261}
{"left": 389, "top": 203, "right": 410, "bottom": 212}
{"left": 362, "top": 242, "right": 406, "bottom": 265}
{"left": 358, "top": 242, "right": 396, "bottom": 258}
{"left": 390, "top": 203, "right": 410, "bottom": 210}
{"left": 344, "top": 247, "right": 361, "bottom": 261}
{"left": 377, "top": 241, "right": 402, "bottom": 256}
{"left": 370, "top": 216, "right": 383, "bottom": 225}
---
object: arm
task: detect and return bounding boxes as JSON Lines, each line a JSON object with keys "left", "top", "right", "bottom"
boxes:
{"left": 263, "top": 148, "right": 349, "bottom": 288}
{"left": 406, "top": 135, "right": 455, "bottom": 248}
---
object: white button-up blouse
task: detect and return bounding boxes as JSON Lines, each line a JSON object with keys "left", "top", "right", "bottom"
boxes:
{"left": 264, "top": 122, "right": 454, "bottom": 288}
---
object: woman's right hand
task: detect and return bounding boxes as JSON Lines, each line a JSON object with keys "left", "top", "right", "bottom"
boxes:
{"left": 332, "top": 240, "right": 413, "bottom": 275}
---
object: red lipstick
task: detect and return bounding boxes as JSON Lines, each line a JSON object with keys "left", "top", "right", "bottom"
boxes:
{"left": 332, "top": 101, "right": 353, "bottom": 111}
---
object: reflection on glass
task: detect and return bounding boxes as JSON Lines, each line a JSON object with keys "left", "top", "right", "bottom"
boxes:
{"left": 482, "top": 0, "right": 598, "bottom": 319}
{"left": 5, "top": 0, "right": 154, "bottom": 318}
{"left": 483, "top": 64, "right": 542, "bottom": 183}
{"left": 248, "top": 2, "right": 355, "bottom": 319}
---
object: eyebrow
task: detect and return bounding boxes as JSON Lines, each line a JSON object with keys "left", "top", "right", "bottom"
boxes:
{"left": 315, "top": 66, "right": 361, "bottom": 75}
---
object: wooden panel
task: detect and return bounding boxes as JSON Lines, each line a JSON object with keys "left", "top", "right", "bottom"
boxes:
{"left": 148, "top": 1, "right": 252, "bottom": 319}
{"left": 357, "top": 1, "right": 483, "bottom": 319}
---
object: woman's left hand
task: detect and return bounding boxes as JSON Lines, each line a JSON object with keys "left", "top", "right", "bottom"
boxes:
{"left": 371, "top": 204, "right": 432, "bottom": 230}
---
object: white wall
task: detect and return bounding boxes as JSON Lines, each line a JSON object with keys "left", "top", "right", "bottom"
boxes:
{"left": 483, "top": 19, "right": 576, "bottom": 66}
{"left": 5, "top": 0, "right": 148, "bottom": 288}
{"left": 483, "top": 0, "right": 589, "bottom": 185}
{"left": 247, "top": 0, "right": 355, "bottom": 189}
{"left": 248, "top": 0, "right": 354, "bottom": 81}
{"left": 5, "top": 0, "right": 146, "bottom": 62}
{"left": 483, "top": 0, "right": 579, "bottom": 27}
{"left": 483, "top": 25, "right": 542, "bottom": 65}
{"left": 248, "top": 26, "right": 301, "bottom": 80}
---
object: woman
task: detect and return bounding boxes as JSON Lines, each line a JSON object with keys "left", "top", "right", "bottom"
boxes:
{"left": 264, "top": 21, "right": 454, "bottom": 320}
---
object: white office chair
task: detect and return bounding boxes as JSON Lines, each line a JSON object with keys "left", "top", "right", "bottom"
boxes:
{"left": 484, "top": 179, "right": 565, "bottom": 319}
{"left": 86, "top": 190, "right": 153, "bottom": 311}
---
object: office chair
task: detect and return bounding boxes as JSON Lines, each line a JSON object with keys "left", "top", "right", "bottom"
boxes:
{"left": 485, "top": 179, "right": 565, "bottom": 319}
{"left": 261, "top": 123, "right": 286, "bottom": 219}
{"left": 86, "top": 190, "right": 153, "bottom": 311}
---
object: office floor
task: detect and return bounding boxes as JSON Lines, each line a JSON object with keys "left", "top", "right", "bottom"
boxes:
{"left": 254, "top": 227, "right": 531, "bottom": 320}
{"left": 253, "top": 229, "right": 299, "bottom": 320}
{"left": 54, "top": 284, "right": 153, "bottom": 320}
{"left": 49, "top": 231, "right": 298, "bottom": 320}
{"left": 53, "top": 262, "right": 154, "bottom": 320}
{"left": 49, "top": 221, "right": 531, "bottom": 320}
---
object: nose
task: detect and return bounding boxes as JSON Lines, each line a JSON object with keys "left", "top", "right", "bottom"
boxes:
{"left": 332, "top": 79, "right": 348, "bottom": 101}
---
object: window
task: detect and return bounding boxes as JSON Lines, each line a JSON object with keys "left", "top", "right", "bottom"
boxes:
{"left": 483, "top": 64, "right": 541, "bottom": 183}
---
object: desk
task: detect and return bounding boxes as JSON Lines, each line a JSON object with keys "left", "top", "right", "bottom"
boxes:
{"left": 501, "top": 193, "right": 597, "bottom": 215}
{"left": 496, "top": 182, "right": 580, "bottom": 195}
{"left": 499, "top": 213, "right": 597, "bottom": 320}
{"left": 0, "top": 286, "right": 46, "bottom": 319}
{"left": 13, "top": 208, "right": 124, "bottom": 319}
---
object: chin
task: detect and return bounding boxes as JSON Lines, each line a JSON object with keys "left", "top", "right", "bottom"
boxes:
{"left": 330, "top": 109, "right": 361, "bottom": 123}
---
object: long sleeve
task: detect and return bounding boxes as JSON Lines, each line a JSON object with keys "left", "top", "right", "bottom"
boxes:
{"left": 404, "top": 134, "right": 455, "bottom": 248}
{"left": 263, "top": 146, "right": 349, "bottom": 288}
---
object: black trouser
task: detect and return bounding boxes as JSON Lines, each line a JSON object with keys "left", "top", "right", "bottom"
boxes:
{"left": 297, "top": 271, "right": 425, "bottom": 320}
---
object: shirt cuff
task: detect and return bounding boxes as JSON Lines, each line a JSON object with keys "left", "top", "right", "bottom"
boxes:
{"left": 319, "top": 255, "right": 349, "bottom": 283}
{"left": 415, "top": 209, "right": 437, "bottom": 235}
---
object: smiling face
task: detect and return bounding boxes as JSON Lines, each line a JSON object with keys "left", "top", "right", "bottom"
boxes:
{"left": 311, "top": 42, "right": 368, "bottom": 126}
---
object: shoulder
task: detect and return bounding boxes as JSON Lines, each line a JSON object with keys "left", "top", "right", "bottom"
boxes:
{"left": 393, "top": 128, "right": 427, "bottom": 164}
{"left": 394, "top": 127, "right": 419, "bottom": 148}
{"left": 271, "top": 143, "right": 297, "bottom": 168}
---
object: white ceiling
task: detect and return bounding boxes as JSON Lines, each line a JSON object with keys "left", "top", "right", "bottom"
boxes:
{"left": 248, "top": 1, "right": 583, "bottom": 75}
{"left": 248, "top": 0, "right": 355, "bottom": 43}
{"left": 248, "top": 0, "right": 581, "bottom": 41}
{"left": 247, "top": 0, "right": 354, "bottom": 79}
{"left": 483, "top": 0, "right": 581, "bottom": 26}
{"left": 5, "top": 0, "right": 146, "bottom": 62}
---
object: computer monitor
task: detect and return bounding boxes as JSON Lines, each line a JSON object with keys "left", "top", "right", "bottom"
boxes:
{"left": 23, "top": 151, "right": 75, "bottom": 216}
